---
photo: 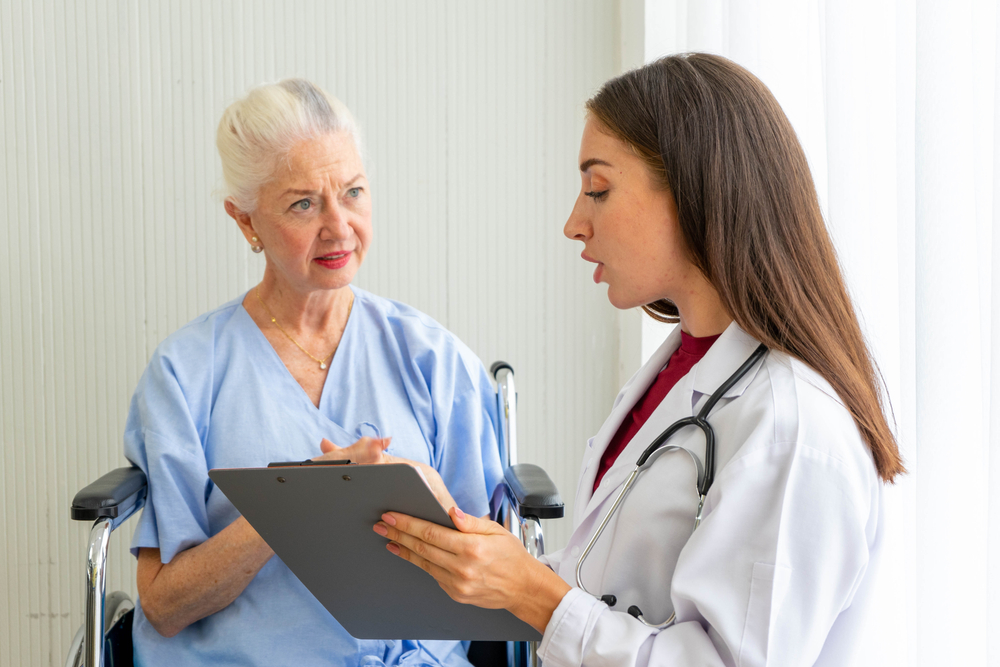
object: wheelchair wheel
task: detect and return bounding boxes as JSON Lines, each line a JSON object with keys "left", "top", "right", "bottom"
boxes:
{"left": 64, "top": 591, "right": 135, "bottom": 667}
{"left": 64, "top": 625, "right": 84, "bottom": 667}
{"left": 104, "top": 592, "right": 134, "bottom": 629}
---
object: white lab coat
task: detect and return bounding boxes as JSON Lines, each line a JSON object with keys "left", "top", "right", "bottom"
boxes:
{"left": 537, "top": 322, "right": 882, "bottom": 667}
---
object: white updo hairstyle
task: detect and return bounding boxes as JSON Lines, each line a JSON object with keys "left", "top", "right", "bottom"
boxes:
{"left": 217, "top": 78, "right": 363, "bottom": 213}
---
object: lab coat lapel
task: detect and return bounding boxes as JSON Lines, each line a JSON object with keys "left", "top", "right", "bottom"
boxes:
{"left": 575, "top": 323, "right": 764, "bottom": 525}
{"left": 574, "top": 325, "right": 682, "bottom": 525}
{"left": 689, "top": 322, "right": 764, "bottom": 402}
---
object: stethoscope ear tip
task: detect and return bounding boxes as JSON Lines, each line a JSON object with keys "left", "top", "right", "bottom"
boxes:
{"left": 627, "top": 605, "right": 642, "bottom": 619}
{"left": 600, "top": 594, "right": 617, "bottom": 608}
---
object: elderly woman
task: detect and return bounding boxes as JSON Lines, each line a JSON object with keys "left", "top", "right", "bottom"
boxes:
{"left": 123, "top": 79, "right": 503, "bottom": 666}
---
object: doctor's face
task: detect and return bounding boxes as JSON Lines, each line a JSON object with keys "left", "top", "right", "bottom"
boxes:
{"left": 564, "top": 118, "right": 698, "bottom": 310}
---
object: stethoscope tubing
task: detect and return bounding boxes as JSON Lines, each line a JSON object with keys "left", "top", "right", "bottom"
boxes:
{"left": 576, "top": 343, "right": 768, "bottom": 629}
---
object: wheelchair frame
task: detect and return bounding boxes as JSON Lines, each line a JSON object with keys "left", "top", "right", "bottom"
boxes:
{"left": 68, "top": 362, "right": 563, "bottom": 667}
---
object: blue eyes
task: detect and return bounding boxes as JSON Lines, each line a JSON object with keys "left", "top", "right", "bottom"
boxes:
{"left": 291, "top": 189, "right": 362, "bottom": 212}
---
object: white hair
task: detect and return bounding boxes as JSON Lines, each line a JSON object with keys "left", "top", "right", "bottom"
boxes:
{"left": 217, "top": 79, "right": 363, "bottom": 212}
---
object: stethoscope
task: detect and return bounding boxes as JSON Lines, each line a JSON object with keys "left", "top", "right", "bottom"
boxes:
{"left": 575, "top": 343, "right": 768, "bottom": 629}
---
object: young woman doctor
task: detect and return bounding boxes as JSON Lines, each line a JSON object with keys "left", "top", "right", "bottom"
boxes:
{"left": 371, "top": 54, "right": 905, "bottom": 666}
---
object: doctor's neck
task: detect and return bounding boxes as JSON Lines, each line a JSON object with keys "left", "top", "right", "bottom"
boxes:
{"left": 678, "top": 311, "right": 732, "bottom": 338}
{"left": 672, "top": 283, "right": 732, "bottom": 338}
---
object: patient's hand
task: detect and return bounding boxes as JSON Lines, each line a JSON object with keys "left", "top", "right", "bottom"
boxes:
{"left": 314, "top": 437, "right": 459, "bottom": 511}
{"left": 314, "top": 436, "right": 392, "bottom": 465}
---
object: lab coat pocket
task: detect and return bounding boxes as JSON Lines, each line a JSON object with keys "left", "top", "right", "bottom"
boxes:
{"left": 738, "top": 562, "right": 791, "bottom": 667}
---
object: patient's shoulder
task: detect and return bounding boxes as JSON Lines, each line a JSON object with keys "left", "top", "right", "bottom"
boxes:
{"left": 350, "top": 287, "right": 483, "bottom": 375}
{"left": 352, "top": 287, "right": 459, "bottom": 344}
{"left": 152, "top": 294, "right": 246, "bottom": 362}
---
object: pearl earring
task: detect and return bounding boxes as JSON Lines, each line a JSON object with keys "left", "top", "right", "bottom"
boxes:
{"left": 250, "top": 236, "right": 263, "bottom": 253}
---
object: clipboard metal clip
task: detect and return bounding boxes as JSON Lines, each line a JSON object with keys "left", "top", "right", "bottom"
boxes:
{"left": 266, "top": 459, "right": 355, "bottom": 468}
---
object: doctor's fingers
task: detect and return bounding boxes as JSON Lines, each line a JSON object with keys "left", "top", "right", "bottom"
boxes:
{"left": 376, "top": 513, "right": 466, "bottom": 557}
{"left": 376, "top": 518, "right": 507, "bottom": 607}
{"left": 378, "top": 516, "right": 527, "bottom": 609}
{"left": 385, "top": 538, "right": 508, "bottom": 608}
{"left": 376, "top": 520, "right": 465, "bottom": 573}
{"left": 379, "top": 511, "right": 523, "bottom": 572}
{"left": 381, "top": 537, "right": 481, "bottom": 604}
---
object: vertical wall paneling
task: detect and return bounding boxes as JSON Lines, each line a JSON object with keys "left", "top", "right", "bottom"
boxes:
{"left": 0, "top": 2, "right": 620, "bottom": 665}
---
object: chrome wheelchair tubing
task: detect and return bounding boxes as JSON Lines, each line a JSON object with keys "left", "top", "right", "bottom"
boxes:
{"left": 492, "top": 364, "right": 519, "bottom": 539}
{"left": 508, "top": 636, "right": 538, "bottom": 667}
{"left": 492, "top": 363, "right": 542, "bottom": 667}
{"left": 84, "top": 517, "right": 112, "bottom": 667}
{"left": 519, "top": 516, "right": 545, "bottom": 560}
{"left": 502, "top": 482, "right": 548, "bottom": 559}
{"left": 508, "top": 510, "right": 544, "bottom": 667}
{"left": 494, "top": 366, "right": 518, "bottom": 467}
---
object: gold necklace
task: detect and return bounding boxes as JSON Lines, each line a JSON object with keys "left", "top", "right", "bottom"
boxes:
{"left": 255, "top": 287, "right": 351, "bottom": 370}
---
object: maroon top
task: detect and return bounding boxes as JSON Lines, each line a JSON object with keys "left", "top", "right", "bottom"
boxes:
{"left": 593, "top": 330, "right": 721, "bottom": 492}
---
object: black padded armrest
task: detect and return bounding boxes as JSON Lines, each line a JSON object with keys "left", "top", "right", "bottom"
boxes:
{"left": 504, "top": 463, "right": 564, "bottom": 520}
{"left": 71, "top": 466, "right": 147, "bottom": 522}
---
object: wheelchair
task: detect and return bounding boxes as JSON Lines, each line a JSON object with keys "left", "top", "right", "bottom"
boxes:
{"left": 66, "top": 362, "right": 564, "bottom": 667}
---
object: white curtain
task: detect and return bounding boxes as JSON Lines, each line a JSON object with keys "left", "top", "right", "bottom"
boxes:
{"left": 638, "top": 0, "right": 1000, "bottom": 663}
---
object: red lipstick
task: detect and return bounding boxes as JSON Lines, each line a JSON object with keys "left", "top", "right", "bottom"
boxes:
{"left": 314, "top": 252, "right": 351, "bottom": 270}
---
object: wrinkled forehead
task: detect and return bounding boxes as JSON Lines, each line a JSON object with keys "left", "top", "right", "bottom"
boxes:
{"left": 271, "top": 130, "right": 366, "bottom": 184}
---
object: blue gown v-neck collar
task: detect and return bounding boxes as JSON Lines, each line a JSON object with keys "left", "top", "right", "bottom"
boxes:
{"left": 237, "top": 286, "right": 356, "bottom": 418}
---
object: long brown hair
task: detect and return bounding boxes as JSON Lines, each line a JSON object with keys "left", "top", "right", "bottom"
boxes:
{"left": 586, "top": 53, "right": 904, "bottom": 482}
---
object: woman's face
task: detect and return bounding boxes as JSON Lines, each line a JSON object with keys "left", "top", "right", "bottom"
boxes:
{"left": 232, "top": 131, "right": 372, "bottom": 295}
{"left": 564, "top": 117, "right": 696, "bottom": 310}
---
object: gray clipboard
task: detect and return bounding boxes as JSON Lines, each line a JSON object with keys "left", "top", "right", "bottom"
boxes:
{"left": 208, "top": 463, "right": 541, "bottom": 641}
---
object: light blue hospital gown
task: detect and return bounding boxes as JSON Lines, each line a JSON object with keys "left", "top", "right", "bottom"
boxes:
{"left": 125, "top": 286, "right": 504, "bottom": 667}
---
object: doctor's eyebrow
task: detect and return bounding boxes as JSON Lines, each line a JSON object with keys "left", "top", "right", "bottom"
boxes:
{"left": 580, "top": 158, "right": 613, "bottom": 172}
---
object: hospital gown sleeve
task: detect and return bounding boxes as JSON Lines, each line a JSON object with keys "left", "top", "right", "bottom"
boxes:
{"left": 425, "top": 343, "right": 504, "bottom": 519}
{"left": 124, "top": 348, "right": 214, "bottom": 564}
{"left": 537, "top": 442, "right": 875, "bottom": 667}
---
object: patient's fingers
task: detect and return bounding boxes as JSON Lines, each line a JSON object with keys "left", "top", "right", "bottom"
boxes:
{"left": 350, "top": 436, "right": 391, "bottom": 463}
{"left": 412, "top": 465, "right": 459, "bottom": 511}
{"left": 312, "top": 439, "right": 347, "bottom": 461}
{"left": 313, "top": 436, "right": 391, "bottom": 463}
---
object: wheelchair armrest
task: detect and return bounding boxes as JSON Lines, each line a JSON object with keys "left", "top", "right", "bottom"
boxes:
{"left": 71, "top": 466, "right": 147, "bottom": 523}
{"left": 504, "top": 463, "right": 564, "bottom": 520}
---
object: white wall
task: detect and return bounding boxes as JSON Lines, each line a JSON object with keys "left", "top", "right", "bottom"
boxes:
{"left": 0, "top": 2, "right": 622, "bottom": 664}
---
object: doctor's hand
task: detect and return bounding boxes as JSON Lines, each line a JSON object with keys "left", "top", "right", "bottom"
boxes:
{"left": 314, "top": 437, "right": 459, "bottom": 511}
{"left": 374, "top": 508, "right": 572, "bottom": 633}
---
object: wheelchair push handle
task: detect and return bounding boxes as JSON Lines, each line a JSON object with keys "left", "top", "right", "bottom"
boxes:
{"left": 491, "top": 361, "right": 518, "bottom": 469}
